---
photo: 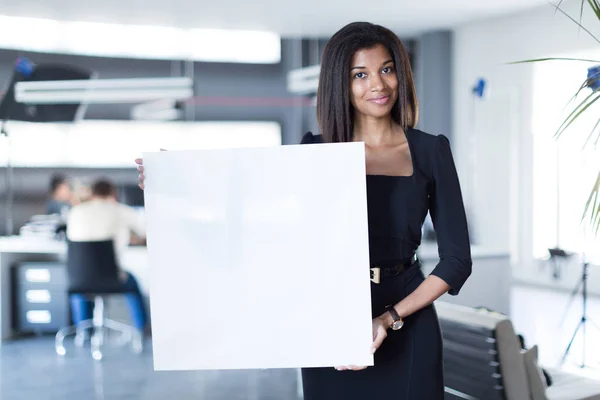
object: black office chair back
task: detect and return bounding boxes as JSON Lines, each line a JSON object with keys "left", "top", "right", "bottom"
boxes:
{"left": 440, "top": 318, "right": 505, "bottom": 400}
{"left": 66, "top": 240, "right": 126, "bottom": 294}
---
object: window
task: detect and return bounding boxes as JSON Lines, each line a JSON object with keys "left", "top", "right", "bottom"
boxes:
{"left": 532, "top": 54, "right": 600, "bottom": 260}
{"left": 0, "top": 121, "right": 282, "bottom": 168}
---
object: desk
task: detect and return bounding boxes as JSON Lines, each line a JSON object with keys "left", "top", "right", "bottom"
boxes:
{"left": 0, "top": 236, "right": 148, "bottom": 342}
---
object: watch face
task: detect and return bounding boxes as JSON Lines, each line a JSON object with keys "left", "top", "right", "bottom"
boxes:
{"left": 392, "top": 320, "right": 404, "bottom": 330}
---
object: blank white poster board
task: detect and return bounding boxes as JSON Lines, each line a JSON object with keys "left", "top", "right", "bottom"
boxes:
{"left": 143, "top": 142, "right": 373, "bottom": 371}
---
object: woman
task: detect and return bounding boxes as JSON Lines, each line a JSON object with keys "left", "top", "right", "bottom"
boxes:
{"left": 297, "top": 22, "right": 471, "bottom": 399}
{"left": 137, "top": 21, "right": 471, "bottom": 400}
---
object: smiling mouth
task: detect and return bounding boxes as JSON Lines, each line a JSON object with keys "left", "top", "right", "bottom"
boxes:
{"left": 368, "top": 96, "right": 390, "bottom": 105}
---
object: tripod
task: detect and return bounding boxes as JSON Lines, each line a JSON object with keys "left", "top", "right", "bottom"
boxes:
{"left": 560, "top": 260, "right": 600, "bottom": 368}
{"left": 559, "top": 260, "right": 588, "bottom": 327}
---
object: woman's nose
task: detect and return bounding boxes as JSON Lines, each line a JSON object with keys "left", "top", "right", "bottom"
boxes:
{"left": 369, "top": 74, "right": 384, "bottom": 91}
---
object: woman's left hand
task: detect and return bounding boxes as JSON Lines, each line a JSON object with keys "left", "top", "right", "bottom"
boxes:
{"left": 335, "top": 317, "right": 388, "bottom": 371}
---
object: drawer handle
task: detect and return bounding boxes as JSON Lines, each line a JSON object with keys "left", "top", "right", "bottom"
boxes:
{"left": 26, "top": 310, "right": 51, "bottom": 324}
{"left": 26, "top": 290, "right": 51, "bottom": 303}
{"left": 25, "top": 269, "right": 51, "bottom": 283}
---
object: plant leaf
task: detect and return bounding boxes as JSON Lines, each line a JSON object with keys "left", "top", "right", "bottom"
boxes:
{"left": 587, "top": 0, "right": 600, "bottom": 20}
{"left": 555, "top": 72, "right": 600, "bottom": 138}
{"left": 563, "top": 75, "right": 597, "bottom": 111}
{"left": 550, "top": 0, "right": 600, "bottom": 45}
{"left": 557, "top": 97, "right": 600, "bottom": 139}
{"left": 569, "top": 80, "right": 590, "bottom": 105}
{"left": 508, "top": 57, "right": 600, "bottom": 64}
{"left": 556, "top": 88, "right": 600, "bottom": 130}
{"left": 594, "top": 121, "right": 600, "bottom": 146}
{"left": 555, "top": 91, "right": 600, "bottom": 138}
{"left": 582, "top": 115, "right": 600, "bottom": 149}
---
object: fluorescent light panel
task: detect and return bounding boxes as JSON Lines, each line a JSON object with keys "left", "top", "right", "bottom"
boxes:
{"left": 17, "top": 77, "right": 193, "bottom": 90}
{"left": 0, "top": 15, "right": 281, "bottom": 64}
{"left": 16, "top": 89, "right": 193, "bottom": 104}
{"left": 15, "top": 77, "right": 194, "bottom": 104}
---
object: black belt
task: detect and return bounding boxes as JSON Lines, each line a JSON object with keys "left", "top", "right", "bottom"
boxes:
{"left": 370, "top": 254, "right": 418, "bottom": 284}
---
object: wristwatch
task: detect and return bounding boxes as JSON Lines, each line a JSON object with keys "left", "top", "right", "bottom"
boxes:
{"left": 385, "top": 305, "right": 404, "bottom": 331}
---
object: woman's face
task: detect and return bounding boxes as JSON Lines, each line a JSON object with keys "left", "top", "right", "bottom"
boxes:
{"left": 349, "top": 44, "right": 398, "bottom": 120}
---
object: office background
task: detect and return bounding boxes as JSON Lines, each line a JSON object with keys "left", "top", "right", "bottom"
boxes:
{"left": 0, "top": 0, "right": 599, "bottom": 398}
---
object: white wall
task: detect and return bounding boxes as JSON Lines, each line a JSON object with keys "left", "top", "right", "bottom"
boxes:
{"left": 452, "top": 0, "right": 600, "bottom": 293}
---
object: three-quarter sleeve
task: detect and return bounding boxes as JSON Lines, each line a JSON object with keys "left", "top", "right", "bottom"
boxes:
{"left": 300, "top": 131, "right": 323, "bottom": 144}
{"left": 428, "top": 134, "right": 472, "bottom": 295}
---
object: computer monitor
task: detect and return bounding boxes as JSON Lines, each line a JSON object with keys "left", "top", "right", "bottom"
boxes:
{"left": 118, "top": 183, "right": 145, "bottom": 207}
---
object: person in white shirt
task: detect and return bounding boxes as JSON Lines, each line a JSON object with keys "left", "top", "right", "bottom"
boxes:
{"left": 66, "top": 179, "right": 147, "bottom": 332}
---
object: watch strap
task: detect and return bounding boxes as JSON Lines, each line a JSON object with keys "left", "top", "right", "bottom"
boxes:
{"left": 385, "top": 305, "right": 402, "bottom": 324}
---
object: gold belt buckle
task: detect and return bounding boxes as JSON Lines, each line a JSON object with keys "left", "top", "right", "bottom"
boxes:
{"left": 370, "top": 267, "right": 380, "bottom": 284}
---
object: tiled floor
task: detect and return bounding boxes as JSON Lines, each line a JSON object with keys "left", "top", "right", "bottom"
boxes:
{"left": 1, "top": 284, "right": 598, "bottom": 399}
{"left": 0, "top": 336, "right": 301, "bottom": 400}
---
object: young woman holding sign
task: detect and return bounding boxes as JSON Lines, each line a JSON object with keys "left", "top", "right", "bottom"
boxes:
{"left": 136, "top": 21, "right": 471, "bottom": 400}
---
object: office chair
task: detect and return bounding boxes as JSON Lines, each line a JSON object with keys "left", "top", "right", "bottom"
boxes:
{"left": 55, "top": 240, "right": 143, "bottom": 360}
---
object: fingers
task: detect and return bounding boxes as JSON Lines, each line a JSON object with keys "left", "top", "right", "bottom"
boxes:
{"left": 371, "top": 326, "right": 387, "bottom": 354}
{"left": 135, "top": 158, "right": 146, "bottom": 190}
{"left": 138, "top": 173, "right": 145, "bottom": 191}
{"left": 335, "top": 365, "right": 367, "bottom": 371}
{"left": 334, "top": 321, "right": 388, "bottom": 372}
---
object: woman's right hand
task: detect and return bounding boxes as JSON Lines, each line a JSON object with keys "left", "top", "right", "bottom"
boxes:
{"left": 135, "top": 158, "right": 145, "bottom": 190}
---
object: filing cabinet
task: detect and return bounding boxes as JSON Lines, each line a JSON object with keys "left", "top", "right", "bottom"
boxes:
{"left": 13, "top": 262, "right": 70, "bottom": 334}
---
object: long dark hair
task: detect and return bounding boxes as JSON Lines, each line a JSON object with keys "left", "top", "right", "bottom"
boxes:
{"left": 316, "top": 22, "right": 418, "bottom": 143}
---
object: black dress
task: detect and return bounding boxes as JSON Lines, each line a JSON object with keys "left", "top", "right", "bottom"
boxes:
{"left": 300, "top": 128, "right": 472, "bottom": 400}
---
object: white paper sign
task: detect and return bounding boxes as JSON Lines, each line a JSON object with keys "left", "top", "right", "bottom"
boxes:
{"left": 143, "top": 142, "right": 373, "bottom": 371}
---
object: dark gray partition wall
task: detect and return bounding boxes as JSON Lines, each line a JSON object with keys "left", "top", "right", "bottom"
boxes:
{"left": 413, "top": 30, "right": 453, "bottom": 141}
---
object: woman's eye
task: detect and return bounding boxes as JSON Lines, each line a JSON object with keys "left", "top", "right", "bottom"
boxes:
{"left": 382, "top": 66, "right": 393, "bottom": 74}
{"left": 354, "top": 72, "right": 366, "bottom": 79}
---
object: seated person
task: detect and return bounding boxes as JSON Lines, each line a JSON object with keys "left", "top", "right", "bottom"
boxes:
{"left": 66, "top": 178, "right": 148, "bottom": 333}
{"left": 46, "top": 174, "right": 77, "bottom": 218}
